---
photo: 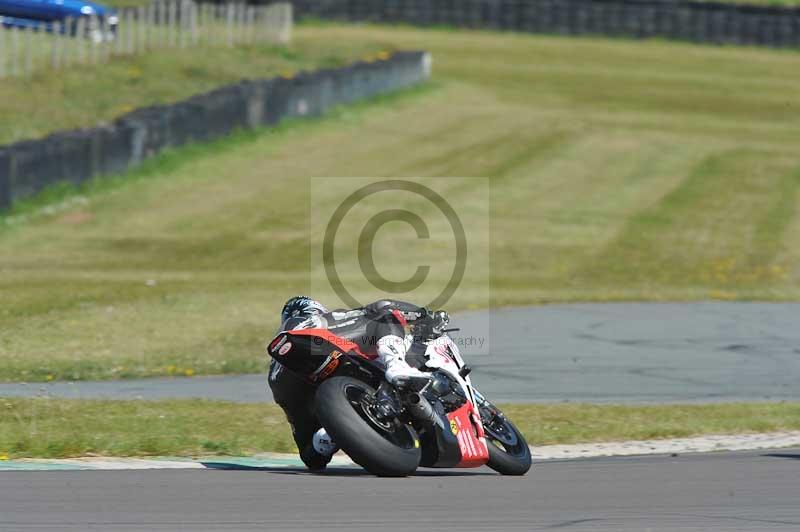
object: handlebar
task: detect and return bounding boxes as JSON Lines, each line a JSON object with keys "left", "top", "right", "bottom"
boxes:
{"left": 411, "top": 310, "right": 455, "bottom": 341}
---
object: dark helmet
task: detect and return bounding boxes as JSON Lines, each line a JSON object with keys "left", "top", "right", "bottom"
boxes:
{"left": 281, "top": 296, "right": 328, "bottom": 324}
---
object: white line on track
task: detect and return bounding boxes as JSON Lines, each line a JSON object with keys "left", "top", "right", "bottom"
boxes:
{"left": 531, "top": 430, "right": 800, "bottom": 460}
{"left": 2, "top": 432, "right": 798, "bottom": 470}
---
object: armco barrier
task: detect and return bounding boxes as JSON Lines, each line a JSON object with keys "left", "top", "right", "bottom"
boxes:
{"left": 287, "top": 0, "right": 800, "bottom": 48}
{"left": 0, "top": 50, "right": 429, "bottom": 211}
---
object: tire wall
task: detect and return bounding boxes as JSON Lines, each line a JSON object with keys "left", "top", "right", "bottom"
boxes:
{"left": 289, "top": 0, "right": 800, "bottom": 48}
{"left": 0, "top": 50, "right": 430, "bottom": 210}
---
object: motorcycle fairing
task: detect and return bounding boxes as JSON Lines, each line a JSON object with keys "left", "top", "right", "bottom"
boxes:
{"left": 417, "top": 405, "right": 463, "bottom": 468}
{"left": 267, "top": 328, "right": 372, "bottom": 383}
{"left": 447, "top": 403, "right": 490, "bottom": 467}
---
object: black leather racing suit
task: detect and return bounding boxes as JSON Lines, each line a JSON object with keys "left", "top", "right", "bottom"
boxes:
{"left": 267, "top": 299, "right": 427, "bottom": 470}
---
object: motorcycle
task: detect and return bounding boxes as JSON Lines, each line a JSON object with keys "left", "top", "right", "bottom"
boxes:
{"left": 266, "top": 311, "right": 532, "bottom": 477}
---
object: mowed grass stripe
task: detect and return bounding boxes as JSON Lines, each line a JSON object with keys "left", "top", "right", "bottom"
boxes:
{"left": 588, "top": 149, "right": 799, "bottom": 288}
{"left": 754, "top": 167, "right": 800, "bottom": 265}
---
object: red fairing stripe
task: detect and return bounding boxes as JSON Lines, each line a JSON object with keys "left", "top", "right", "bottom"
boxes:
{"left": 447, "top": 403, "right": 489, "bottom": 467}
{"left": 391, "top": 309, "right": 408, "bottom": 328}
{"left": 268, "top": 334, "right": 286, "bottom": 352}
{"left": 285, "top": 328, "right": 373, "bottom": 359}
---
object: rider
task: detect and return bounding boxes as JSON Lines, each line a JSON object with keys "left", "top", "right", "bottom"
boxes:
{"left": 267, "top": 296, "right": 433, "bottom": 471}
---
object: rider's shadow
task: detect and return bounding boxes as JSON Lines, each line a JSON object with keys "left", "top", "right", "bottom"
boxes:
{"left": 200, "top": 462, "right": 496, "bottom": 477}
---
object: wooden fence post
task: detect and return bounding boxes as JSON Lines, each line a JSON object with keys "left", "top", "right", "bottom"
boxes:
{"left": 62, "top": 17, "right": 72, "bottom": 68}
{"left": 141, "top": 4, "right": 148, "bottom": 51}
{"left": 168, "top": 0, "right": 177, "bottom": 47}
{"left": 233, "top": 2, "right": 240, "bottom": 45}
{"left": 50, "top": 22, "right": 59, "bottom": 70}
{"left": 217, "top": 3, "right": 225, "bottom": 47}
{"left": 164, "top": 0, "right": 171, "bottom": 48}
{"left": 237, "top": 3, "right": 245, "bottom": 45}
{"left": 194, "top": 2, "right": 206, "bottom": 44}
{"left": 0, "top": 29, "right": 5, "bottom": 79}
{"left": 177, "top": 0, "right": 184, "bottom": 49}
{"left": 30, "top": 27, "right": 38, "bottom": 75}
{"left": 199, "top": 2, "right": 206, "bottom": 46}
{"left": 265, "top": 5, "right": 273, "bottom": 43}
{"left": 20, "top": 26, "right": 31, "bottom": 76}
{"left": 10, "top": 27, "right": 19, "bottom": 77}
{"left": 253, "top": 6, "right": 260, "bottom": 43}
{"left": 89, "top": 16, "right": 98, "bottom": 65}
{"left": 127, "top": 10, "right": 135, "bottom": 54}
{"left": 137, "top": 6, "right": 145, "bottom": 54}
{"left": 226, "top": 2, "right": 234, "bottom": 47}
{"left": 145, "top": 3, "right": 154, "bottom": 51}
{"left": 279, "top": 3, "right": 292, "bottom": 44}
{"left": 191, "top": 1, "right": 198, "bottom": 46}
{"left": 76, "top": 17, "right": 87, "bottom": 63}
{"left": 86, "top": 18, "right": 93, "bottom": 65}
{"left": 154, "top": 0, "right": 162, "bottom": 49}
{"left": 105, "top": 19, "right": 112, "bottom": 62}
{"left": 246, "top": 6, "right": 255, "bottom": 44}
{"left": 216, "top": 3, "right": 223, "bottom": 47}
{"left": 198, "top": 2, "right": 206, "bottom": 46}
{"left": 127, "top": 8, "right": 135, "bottom": 55}
{"left": 116, "top": 10, "right": 124, "bottom": 55}
{"left": 242, "top": 3, "right": 249, "bottom": 44}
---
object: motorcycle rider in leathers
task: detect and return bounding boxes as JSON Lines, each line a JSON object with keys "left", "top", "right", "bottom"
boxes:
{"left": 268, "top": 296, "right": 435, "bottom": 471}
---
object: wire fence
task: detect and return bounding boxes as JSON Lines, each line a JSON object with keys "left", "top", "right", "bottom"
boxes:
{"left": 0, "top": 1, "right": 292, "bottom": 79}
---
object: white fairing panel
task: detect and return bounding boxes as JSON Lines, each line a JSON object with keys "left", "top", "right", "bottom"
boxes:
{"left": 423, "top": 336, "right": 476, "bottom": 405}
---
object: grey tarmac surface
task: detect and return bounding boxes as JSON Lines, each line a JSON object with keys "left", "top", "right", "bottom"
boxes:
{"left": 1, "top": 302, "right": 798, "bottom": 403}
{"left": 1, "top": 449, "right": 799, "bottom": 532}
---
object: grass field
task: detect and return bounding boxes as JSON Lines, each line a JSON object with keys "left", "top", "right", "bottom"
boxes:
{"left": 1, "top": 398, "right": 797, "bottom": 459}
{"left": 0, "top": 39, "right": 387, "bottom": 145}
{"left": 2, "top": 25, "right": 800, "bottom": 382}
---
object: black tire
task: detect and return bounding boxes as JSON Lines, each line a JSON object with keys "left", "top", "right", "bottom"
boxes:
{"left": 482, "top": 408, "right": 532, "bottom": 476}
{"left": 315, "top": 376, "right": 421, "bottom": 477}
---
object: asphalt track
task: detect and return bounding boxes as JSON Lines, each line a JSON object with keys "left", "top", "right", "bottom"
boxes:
{"left": 1, "top": 449, "right": 798, "bottom": 531}
{"left": 1, "top": 302, "right": 798, "bottom": 403}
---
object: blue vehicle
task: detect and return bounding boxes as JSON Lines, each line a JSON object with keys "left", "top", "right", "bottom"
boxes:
{"left": 0, "top": 0, "right": 118, "bottom": 39}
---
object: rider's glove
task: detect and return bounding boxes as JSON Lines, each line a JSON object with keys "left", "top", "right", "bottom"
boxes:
{"left": 431, "top": 310, "right": 450, "bottom": 333}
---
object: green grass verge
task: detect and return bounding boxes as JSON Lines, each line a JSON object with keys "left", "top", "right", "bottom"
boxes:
{"left": 2, "top": 25, "right": 800, "bottom": 382}
{"left": 0, "top": 398, "right": 798, "bottom": 459}
{"left": 0, "top": 37, "right": 390, "bottom": 145}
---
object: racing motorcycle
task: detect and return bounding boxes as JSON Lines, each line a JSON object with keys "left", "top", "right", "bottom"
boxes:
{"left": 267, "top": 311, "right": 532, "bottom": 477}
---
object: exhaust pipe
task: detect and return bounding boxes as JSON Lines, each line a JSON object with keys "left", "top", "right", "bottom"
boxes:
{"left": 406, "top": 392, "right": 437, "bottom": 425}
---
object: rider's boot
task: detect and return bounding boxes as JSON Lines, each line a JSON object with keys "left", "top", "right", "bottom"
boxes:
{"left": 377, "top": 335, "right": 428, "bottom": 386}
{"left": 312, "top": 427, "right": 339, "bottom": 456}
{"left": 300, "top": 427, "right": 339, "bottom": 471}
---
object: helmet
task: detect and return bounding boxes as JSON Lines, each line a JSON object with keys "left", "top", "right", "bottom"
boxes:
{"left": 281, "top": 296, "right": 328, "bottom": 324}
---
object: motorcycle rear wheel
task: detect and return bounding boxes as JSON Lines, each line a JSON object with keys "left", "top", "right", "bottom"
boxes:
{"left": 315, "top": 376, "right": 421, "bottom": 477}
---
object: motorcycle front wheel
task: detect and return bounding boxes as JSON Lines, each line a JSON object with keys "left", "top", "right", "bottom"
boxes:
{"left": 479, "top": 402, "right": 533, "bottom": 476}
{"left": 315, "top": 376, "right": 421, "bottom": 477}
